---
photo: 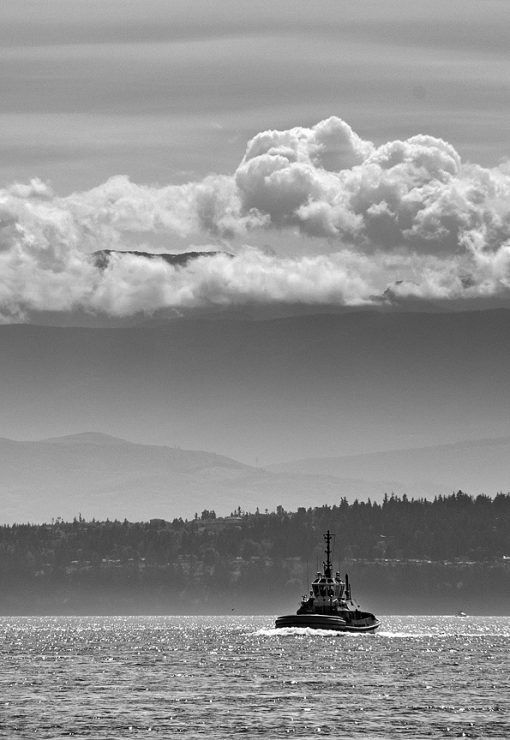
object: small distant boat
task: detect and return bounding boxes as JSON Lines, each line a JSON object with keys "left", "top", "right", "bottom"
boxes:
{"left": 456, "top": 610, "right": 467, "bottom": 617}
{"left": 275, "top": 530, "right": 380, "bottom": 633}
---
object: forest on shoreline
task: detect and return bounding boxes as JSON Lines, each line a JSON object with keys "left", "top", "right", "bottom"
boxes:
{"left": 1, "top": 492, "right": 509, "bottom": 615}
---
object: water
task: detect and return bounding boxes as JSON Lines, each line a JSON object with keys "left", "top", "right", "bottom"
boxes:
{"left": 0, "top": 616, "right": 508, "bottom": 738}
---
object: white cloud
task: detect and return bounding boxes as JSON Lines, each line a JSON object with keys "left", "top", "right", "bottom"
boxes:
{"left": 235, "top": 123, "right": 510, "bottom": 254}
{"left": 1, "top": 116, "right": 510, "bottom": 320}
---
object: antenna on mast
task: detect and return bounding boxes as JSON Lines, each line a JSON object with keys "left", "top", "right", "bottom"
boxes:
{"left": 323, "top": 530, "right": 333, "bottom": 578}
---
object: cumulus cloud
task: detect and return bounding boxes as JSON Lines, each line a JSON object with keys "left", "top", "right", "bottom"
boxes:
{"left": 236, "top": 120, "right": 510, "bottom": 253}
{"left": 1, "top": 116, "right": 510, "bottom": 320}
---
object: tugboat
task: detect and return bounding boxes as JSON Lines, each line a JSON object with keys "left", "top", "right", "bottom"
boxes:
{"left": 275, "top": 530, "right": 380, "bottom": 633}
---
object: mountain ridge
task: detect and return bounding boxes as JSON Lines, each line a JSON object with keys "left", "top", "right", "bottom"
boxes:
{"left": 2, "top": 308, "right": 510, "bottom": 484}
{"left": 0, "top": 433, "right": 401, "bottom": 524}
{"left": 1, "top": 431, "right": 509, "bottom": 524}
{"left": 268, "top": 436, "right": 510, "bottom": 496}
{"left": 271, "top": 434, "right": 510, "bottom": 466}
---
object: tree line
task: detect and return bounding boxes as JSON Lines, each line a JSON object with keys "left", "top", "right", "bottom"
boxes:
{"left": 0, "top": 492, "right": 508, "bottom": 614}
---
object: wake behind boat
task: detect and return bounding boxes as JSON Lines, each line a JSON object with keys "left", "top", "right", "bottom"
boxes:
{"left": 275, "top": 530, "right": 380, "bottom": 633}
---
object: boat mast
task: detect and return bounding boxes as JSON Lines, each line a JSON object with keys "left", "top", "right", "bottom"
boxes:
{"left": 323, "top": 530, "right": 333, "bottom": 578}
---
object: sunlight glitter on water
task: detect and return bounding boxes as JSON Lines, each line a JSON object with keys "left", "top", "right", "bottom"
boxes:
{"left": 0, "top": 616, "right": 509, "bottom": 738}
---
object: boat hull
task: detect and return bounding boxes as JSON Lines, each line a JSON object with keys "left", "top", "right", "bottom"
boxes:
{"left": 275, "top": 614, "right": 380, "bottom": 633}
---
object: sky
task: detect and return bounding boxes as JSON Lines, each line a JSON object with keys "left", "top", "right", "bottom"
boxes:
{"left": 0, "top": 0, "right": 510, "bottom": 322}
{"left": 0, "top": 0, "right": 510, "bottom": 486}
{"left": 1, "top": 0, "right": 509, "bottom": 191}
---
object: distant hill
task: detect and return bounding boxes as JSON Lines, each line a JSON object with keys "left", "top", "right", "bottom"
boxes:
{"left": 2, "top": 308, "right": 510, "bottom": 519}
{"left": 2, "top": 309, "right": 510, "bottom": 467}
{"left": 0, "top": 433, "right": 399, "bottom": 524}
{"left": 268, "top": 436, "right": 510, "bottom": 496}
{"left": 2, "top": 431, "right": 509, "bottom": 524}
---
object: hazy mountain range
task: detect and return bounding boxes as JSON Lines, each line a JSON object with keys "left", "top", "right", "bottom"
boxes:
{"left": 0, "top": 431, "right": 508, "bottom": 524}
{"left": 0, "top": 432, "right": 394, "bottom": 524}
{"left": 269, "top": 436, "right": 510, "bottom": 497}
{"left": 2, "top": 309, "right": 510, "bottom": 467}
{"left": 2, "top": 308, "right": 510, "bottom": 522}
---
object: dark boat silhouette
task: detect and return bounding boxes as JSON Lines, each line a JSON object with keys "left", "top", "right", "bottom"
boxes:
{"left": 275, "top": 530, "right": 380, "bottom": 633}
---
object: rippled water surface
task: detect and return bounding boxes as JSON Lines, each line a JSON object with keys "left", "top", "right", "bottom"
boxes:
{"left": 1, "top": 616, "right": 509, "bottom": 738}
